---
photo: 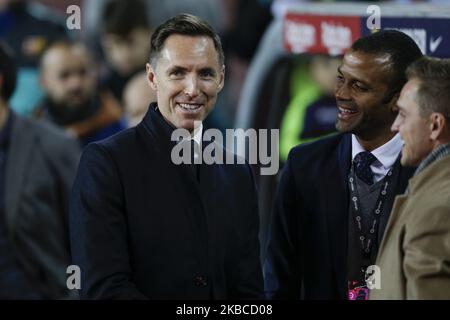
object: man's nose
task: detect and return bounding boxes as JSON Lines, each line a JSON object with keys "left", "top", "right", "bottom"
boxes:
{"left": 183, "top": 75, "right": 200, "bottom": 97}
{"left": 335, "top": 83, "right": 351, "bottom": 101}
{"left": 391, "top": 116, "right": 400, "bottom": 133}
{"left": 67, "top": 73, "right": 85, "bottom": 89}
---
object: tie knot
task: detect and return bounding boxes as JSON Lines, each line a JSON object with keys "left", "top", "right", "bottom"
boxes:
{"left": 353, "top": 152, "right": 377, "bottom": 185}
{"left": 354, "top": 151, "right": 376, "bottom": 166}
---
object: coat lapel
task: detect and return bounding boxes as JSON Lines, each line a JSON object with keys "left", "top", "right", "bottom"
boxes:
{"left": 376, "top": 157, "right": 414, "bottom": 245}
{"left": 394, "top": 159, "right": 416, "bottom": 196}
{"left": 377, "top": 194, "right": 407, "bottom": 259}
{"left": 325, "top": 134, "right": 351, "bottom": 298}
{"left": 5, "top": 115, "right": 36, "bottom": 234}
{"left": 377, "top": 157, "right": 415, "bottom": 259}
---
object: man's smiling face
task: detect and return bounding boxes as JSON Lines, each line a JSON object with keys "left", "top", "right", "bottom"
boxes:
{"left": 146, "top": 34, "right": 224, "bottom": 131}
{"left": 335, "top": 50, "right": 398, "bottom": 139}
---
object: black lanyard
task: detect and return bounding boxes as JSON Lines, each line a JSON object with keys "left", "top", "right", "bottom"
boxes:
{"left": 348, "top": 166, "right": 394, "bottom": 266}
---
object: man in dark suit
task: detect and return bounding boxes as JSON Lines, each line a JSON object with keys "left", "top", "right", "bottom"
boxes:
{"left": 264, "top": 30, "right": 423, "bottom": 300}
{"left": 69, "top": 14, "right": 263, "bottom": 299}
{"left": 0, "top": 43, "right": 81, "bottom": 299}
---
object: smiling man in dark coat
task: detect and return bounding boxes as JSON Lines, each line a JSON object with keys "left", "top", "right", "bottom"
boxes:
{"left": 69, "top": 14, "right": 263, "bottom": 299}
{"left": 264, "top": 30, "right": 423, "bottom": 300}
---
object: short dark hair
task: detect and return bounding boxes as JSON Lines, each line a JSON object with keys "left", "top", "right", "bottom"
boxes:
{"left": 406, "top": 56, "right": 450, "bottom": 120}
{"left": 40, "top": 40, "right": 94, "bottom": 72}
{"left": 0, "top": 42, "right": 17, "bottom": 102}
{"left": 149, "top": 13, "right": 224, "bottom": 66}
{"left": 102, "top": 0, "right": 149, "bottom": 36}
{"left": 351, "top": 30, "right": 423, "bottom": 97}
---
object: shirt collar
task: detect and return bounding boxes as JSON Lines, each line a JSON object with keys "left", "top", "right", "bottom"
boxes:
{"left": 352, "top": 133, "right": 403, "bottom": 169}
{"left": 190, "top": 123, "right": 203, "bottom": 147}
{"left": 180, "top": 122, "right": 203, "bottom": 160}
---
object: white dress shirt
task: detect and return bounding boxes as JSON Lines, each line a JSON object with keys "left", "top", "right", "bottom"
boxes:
{"left": 351, "top": 133, "right": 403, "bottom": 182}
{"left": 184, "top": 123, "right": 203, "bottom": 160}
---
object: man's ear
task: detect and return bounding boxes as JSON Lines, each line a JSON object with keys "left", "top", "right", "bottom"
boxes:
{"left": 146, "top": 63, "right": 158, "bottom": 91}
{"left": 430, "top": 112, "right": 446, "bottom": 140}
{"left": 389, "top": 92, "right": 400, "bottom": 113}
{"left": 216, "top": 65, "right": 225, "bottom": 93}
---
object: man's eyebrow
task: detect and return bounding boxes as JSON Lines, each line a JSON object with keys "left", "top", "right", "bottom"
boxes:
{"left": 166, "top": 65, "right": 187, "bottom": 73}
{"left": 336, "top": 66, "right": 370, "bottom": 87}
{"left": 199, "top": 67, "right": 217, "bottom": 75}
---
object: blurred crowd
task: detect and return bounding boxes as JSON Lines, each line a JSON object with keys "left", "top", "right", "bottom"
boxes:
{"left": 1, "top": 0, "right": 274, "bottom": 134}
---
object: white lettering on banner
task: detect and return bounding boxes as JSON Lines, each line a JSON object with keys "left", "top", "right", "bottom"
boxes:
{"left": 321, "top": 22, "right": 352, "bottom": 56}
{"left": 388, "top": 28, "right": 427, "bottom": 54}
{"left": 285, "top": 21, "right": 316, "bottom": 53}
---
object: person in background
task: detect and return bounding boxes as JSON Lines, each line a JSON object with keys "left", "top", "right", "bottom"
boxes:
{"left": 36, "top": 41, "right": 125, "bottom": 146}
{"left": 81, "top": 0, "right": 224, "bottom": 53}
{"left": 0, "top": 42, "right": 80, "bottom": 299}
{"left": 122, "top": 71, "right": 156, "bottom": 128}
{"left": 99, "top": 0, "right": 152, "bottom": 104}
{"left": 280, "top": 55, "right": 341, "bottom": 162}
{"left": 371, "top": 57, "right": 450, "bottom": 300}
{"left": 0, "top": 0, "right": 67, "bottom": 115}
{"left": 217, "top": 0, "right": 272, "bottom": 129}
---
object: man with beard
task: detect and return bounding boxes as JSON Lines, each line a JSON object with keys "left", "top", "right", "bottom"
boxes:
{"left": 36, "top": 41, "right": 125, "bottom": 146}
{"left": 264, "top": 30, "right": 423, "bottom": 300}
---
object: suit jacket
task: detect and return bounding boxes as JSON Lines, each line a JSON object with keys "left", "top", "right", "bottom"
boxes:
{"left": 69, "top": 104, "right": 263, "bottom": 299}
{"left": 370, "top": 156, "right": 450, "bottom": 300}
{"left": 264, "top": 133, "right": 415, "bottom": 299}
{"left": 5, "top": 112, "right": 80, "bottom": 298}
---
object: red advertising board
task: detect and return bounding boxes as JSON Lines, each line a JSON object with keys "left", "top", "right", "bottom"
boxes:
{"left": 284, "top": 13, "right": 361, "bottom": 56}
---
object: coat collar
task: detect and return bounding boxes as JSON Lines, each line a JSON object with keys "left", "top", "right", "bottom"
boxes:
{"left": 138, "top": 103, "right": 177, "bottom": 154}
{"left": 139, "top": 102, "right": 212, "bottom": 158}
{"left": 325, "top": 133, "right": 352, "bottom": 298}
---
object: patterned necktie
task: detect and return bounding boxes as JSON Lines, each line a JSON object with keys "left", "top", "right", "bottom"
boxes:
{"left": 353, "top": 151, "right": 377, "bottom": 185}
